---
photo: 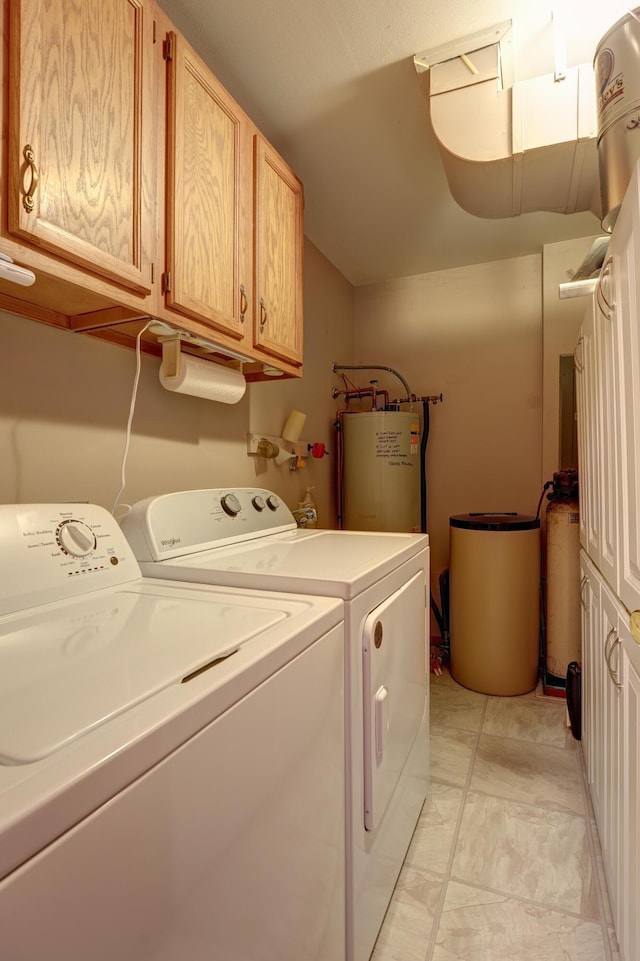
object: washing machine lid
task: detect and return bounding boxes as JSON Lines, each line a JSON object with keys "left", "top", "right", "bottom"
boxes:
{"left": 0, "top": 580, "right": 302, "bottom": 764}
{"left": 140, "top": 528, "right": 429, "bottom": 599}
{"left": 0, "top": 502, "right": 341, "bottom": 765}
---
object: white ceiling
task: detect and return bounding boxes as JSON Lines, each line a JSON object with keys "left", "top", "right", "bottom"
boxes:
{"left": 157, "top": 0, "right": 632, "bottom": 286}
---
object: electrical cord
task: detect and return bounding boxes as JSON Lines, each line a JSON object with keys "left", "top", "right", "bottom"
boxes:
{"left": 535, "top": 479, "right": 555, "bottom": 520}
{"left": 110, "top": 320, "right": 152, "bottom": 516}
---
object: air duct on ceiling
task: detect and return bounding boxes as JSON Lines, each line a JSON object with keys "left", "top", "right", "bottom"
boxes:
{"left": 414, "top": 23, "right": 601, "bottom": 221}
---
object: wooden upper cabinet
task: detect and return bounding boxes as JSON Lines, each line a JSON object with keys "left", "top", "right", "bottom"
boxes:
{"left": 7, "top": 0, "right": 153, "bottom": 295}
{"left": 253, "top": 134, "right": 303, "bottom": 366}
{"left": 164, "top": 31, "right": 249, "bottom": 344}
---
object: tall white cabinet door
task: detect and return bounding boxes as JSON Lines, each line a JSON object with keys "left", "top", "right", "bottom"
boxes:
{"left": 620, "top": 624, "right": 640, "bottom": 961}
{"left": 599, "top": 582, "right": 624, "bottom": 928}
{"left": 575, "top": 330, "right": 588, "bottom": 551}
{"left": 580, "top": 551, "right": 600, "bottom": 785}
{"left": 581, "top": 298, "right": 602, "bottom": 568}
{"left": 615, "top": 165, "right": 640, "bottom": 614}
{"left": 594, "top": 255, "right": 620, "bottom": 595}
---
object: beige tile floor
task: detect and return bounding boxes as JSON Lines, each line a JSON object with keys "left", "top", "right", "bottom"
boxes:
{"left": 371, "top": 669, "right": 620, "bottom": 961}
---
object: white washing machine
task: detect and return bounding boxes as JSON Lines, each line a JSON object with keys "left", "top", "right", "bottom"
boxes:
{"left": 121, "top": 488, "right": 430, "bottom": 961}
{"left": 0, "top": 503, "right": 345, "bottom": 961}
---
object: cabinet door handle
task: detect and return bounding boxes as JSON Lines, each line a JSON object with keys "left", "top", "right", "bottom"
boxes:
{"left": 574, "top": 335, "right": 584, "bottom": 374}
{"left": 22, "top": 144, "right": 39, "bottom": 213}
{"left": 239, "top": 284, "right": 247, "bottom": 323}
{"left": 259, "top": 297, "right": 268, "bottom": 332}
{"left": 596, "top": 256, "right": 614, "bottom": 318}
{"left": 604, "top": 629, "right": 623, "bottom": 690}
{"left": 608, "top": 636, "right": 623, "bottom": 691}
{"left": 579, "top": 575, "right": 589, "bottom": 611}
{"left": 604, "top": 627, "right": 616, "bottom": 664}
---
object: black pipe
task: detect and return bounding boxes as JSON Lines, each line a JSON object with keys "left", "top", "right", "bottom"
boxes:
{"left": 419, "top": 397, "right": 450, "bottom": 655}
{"left": 420, "top": 398, "right": 430, "bottom": 534}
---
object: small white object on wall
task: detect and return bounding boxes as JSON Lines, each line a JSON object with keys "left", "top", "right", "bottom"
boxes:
{"left": 0, "top": 251, "right": 35, "bottom": 287}
{"left": 282, "top": 409, "right": 307, "bottom": 443}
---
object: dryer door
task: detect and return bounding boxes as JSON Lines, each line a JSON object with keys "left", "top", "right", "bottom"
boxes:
{"left": 362, "top": 570, "right": 426, "bottom": 831}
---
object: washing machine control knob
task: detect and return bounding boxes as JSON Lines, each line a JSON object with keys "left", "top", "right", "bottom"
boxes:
{"left": 266, "top": 494, "right": 280, "bottom": 511}
{"left": 252, "top": 496, "right": 266, "bottom": 512}
{"left": 221, "top": 493, "right": 242, "bottom": 517}
{"left": 57, "top": 520, "right": 97, "bottom": 557}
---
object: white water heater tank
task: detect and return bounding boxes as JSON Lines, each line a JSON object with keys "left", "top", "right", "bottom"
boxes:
{"left": 341, "top": 410, "right": 421, "bottom": 532}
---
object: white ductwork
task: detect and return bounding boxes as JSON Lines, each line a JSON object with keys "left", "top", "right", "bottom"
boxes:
{"left": 414, "top": 26, "right": 601, "bottom": 220}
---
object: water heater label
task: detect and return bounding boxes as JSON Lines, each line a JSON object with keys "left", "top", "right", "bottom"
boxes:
{"left": 375, "top": 430, "right": 404, "bottom": 458}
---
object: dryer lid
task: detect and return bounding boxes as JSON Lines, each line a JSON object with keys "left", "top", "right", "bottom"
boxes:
{"left": 141, "top": 528, "right": 429, "bottom": 600}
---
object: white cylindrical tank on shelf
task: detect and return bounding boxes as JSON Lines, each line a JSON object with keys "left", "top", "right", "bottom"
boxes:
{"left": 341, "top": 410, "right": 421, "bottom": 532}
{"left": 545, "top": 470, "right": 581, "bottom": 685}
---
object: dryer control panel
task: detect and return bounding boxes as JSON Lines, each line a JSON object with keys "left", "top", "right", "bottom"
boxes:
{"left": 121, "top": 489, "right": 297, "bottom": 561}
{"left": 0, "top": 504, "right": 140, "bottom": 616}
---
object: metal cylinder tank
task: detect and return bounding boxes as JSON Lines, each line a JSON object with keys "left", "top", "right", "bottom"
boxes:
{"left": 449, "top": 513, "right": 540, "bottom": 696}
{"left": 341, "top": 410, "right": 420, "bottom": 532}
{"left": 545, "top": 471, "right": 581, "bottom": 689}
{"left": 595, "top": 9, "right": 640, "bottom": 231}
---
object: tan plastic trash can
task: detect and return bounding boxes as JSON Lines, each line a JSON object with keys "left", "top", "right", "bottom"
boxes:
{"left": 449, "top": 513, "right": 540, "bottom": 696}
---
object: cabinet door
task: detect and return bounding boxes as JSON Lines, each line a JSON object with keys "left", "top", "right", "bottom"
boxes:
{"left": 8, "top": 0, "right": 153, "bottom": 294}
{"left": 164, "top": 31, "right": 250, "bottom": 343}
{"left": 594, "top": 254, "right": 621, "bottom": 595}
{"left": 620, "top": 634, "right": 640, "bottom": 961}
{"left": 599, "top": 582, "right": 624, "bottom": 928}
{"left": 588, "top": 566, "right": 606, "bottom": 829}
{"left": 580, "top": 551, "right": 599, "bottom": 782}
{"left": 253, "top": 135, "right": 303, "bottom": 366}
{"left": 616, "top": 165, "right": 640, "bottom": 615}
{"left": 575, "top": 329, "right": 587, "bottom": 551}
{"left": 581, "top": 298, "right": 601, "bottom": 567}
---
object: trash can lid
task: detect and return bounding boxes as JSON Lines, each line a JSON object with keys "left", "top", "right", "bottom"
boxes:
{"left": 450, "top": 512, "right": 540, "bottom": 531}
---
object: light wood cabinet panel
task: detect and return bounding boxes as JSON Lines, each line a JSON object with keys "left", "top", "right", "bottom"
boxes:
{"left": 164, "top": 30, "right": 250, "bottom": 345}
{"left": 7, "top": 0, "right": 153, "bottom": 294}
{"left": 253, "top": 134, "right": 303, "bottom": 366}
{"left": 0, "top": 0, "right": 304, "bottom": 378}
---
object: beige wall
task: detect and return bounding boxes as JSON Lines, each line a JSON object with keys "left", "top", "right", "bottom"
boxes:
{"left": 354, "top": 255, "right": 545, "bottom": 617}
{"left": 0, "top": 239, "right": 353, "bottom": 528}
{"left": 541, "top": 234, "right": 600, "bottom": 484}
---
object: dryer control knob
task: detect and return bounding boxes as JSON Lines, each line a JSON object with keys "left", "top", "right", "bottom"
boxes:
{"left": 252, "top": 496, "right": 266, "bottom": 512}
{"left": 266, "top": 494, "right": 280, "bottom": 511}
{"left": 221, "top": 493, "right": 242, "bottom": 517}
{"left": 57, "top": 520, "right": 97, "bottom": 557}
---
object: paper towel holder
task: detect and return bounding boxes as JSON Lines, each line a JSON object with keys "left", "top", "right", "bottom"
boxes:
{"left": 150, "top": 320, "right": 251, "bottom": 367}
{"left": 159, "top": 333, "right": 245, "bottom": 380}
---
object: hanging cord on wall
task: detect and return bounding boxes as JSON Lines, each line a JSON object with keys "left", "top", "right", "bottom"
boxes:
{"left": 110, "top": 320, "right": 153, "bottom": 517}
{"left": 535, "top": 478, "right": 555, "bottom": 520}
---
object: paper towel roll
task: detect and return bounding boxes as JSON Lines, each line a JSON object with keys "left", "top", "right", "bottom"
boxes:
{"left": 160, "top": 354, "right": 246, "bottom": 404}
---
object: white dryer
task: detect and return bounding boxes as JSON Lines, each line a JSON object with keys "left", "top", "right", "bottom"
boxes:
{"left": 0, "top": 503, "right": 345, "bottom": 961}
{"left": 121, "top": 488, "right": 430, "bottom": 961}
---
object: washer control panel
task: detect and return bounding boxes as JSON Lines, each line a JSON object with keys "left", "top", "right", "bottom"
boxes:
{"left": 120, "top": 489, "right": 298, "bottom": 562}
{"left": 0, "top": 504, "right": 140, "bottom": 616}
